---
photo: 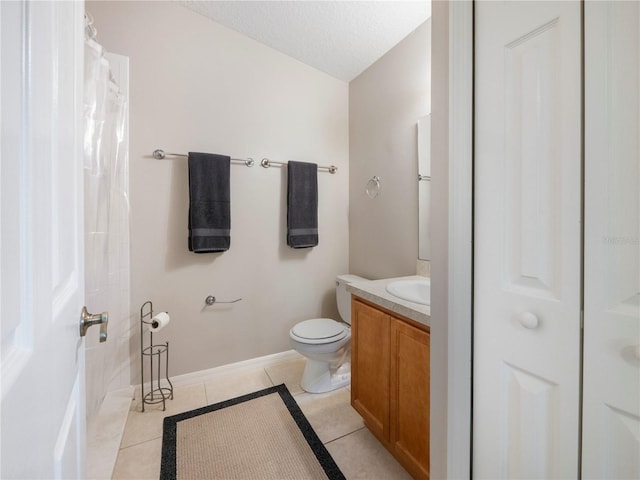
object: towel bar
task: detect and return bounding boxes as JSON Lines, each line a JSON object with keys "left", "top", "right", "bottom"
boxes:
{"left": 153, "top": 149, "right": 254, "bottom": 167}
{"left": 261, "top": 158, "right": 337, "bottom": 174}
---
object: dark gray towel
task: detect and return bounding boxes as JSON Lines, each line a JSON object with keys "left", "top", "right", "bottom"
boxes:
{"left": 188, "top": 152, "right": 231, "bottom": 253}
{"left": 287, "top": 161, "right": 318, "bottom": 248}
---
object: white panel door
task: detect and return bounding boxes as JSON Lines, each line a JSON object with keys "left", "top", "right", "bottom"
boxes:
{"left": 583, "top": 2, "right": 640, "bottom": 478}
{"left": 474, "top": 2, "right": 582, "bottom": 478}
{"left": 1, "top": 1, "right": 87, "bottom": 478}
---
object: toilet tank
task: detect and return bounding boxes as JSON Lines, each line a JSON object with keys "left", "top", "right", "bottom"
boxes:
{"left": 336, "top": 274, "right": 367, "bottom": 324}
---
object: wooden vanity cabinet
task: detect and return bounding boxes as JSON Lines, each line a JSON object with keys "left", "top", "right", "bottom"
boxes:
{"left": 351, "top": 297, "right": 430, "bottom": 480}
{"left": 390, "top": 316, "right": 430, "bottom": 479}
{"left": 351, "top": 299, "right": 391, "bottom": 441}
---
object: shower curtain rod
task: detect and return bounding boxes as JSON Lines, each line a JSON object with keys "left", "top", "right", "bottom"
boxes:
{"left": 152, "top": 149, "right": 255, "bottom": 167}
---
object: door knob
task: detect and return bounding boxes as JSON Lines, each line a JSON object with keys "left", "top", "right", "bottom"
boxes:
{"left": 80, "top": 306, "right": 108, "bottom": 342}
{"left": 519, "top": 312, "right": 539, "bottom": 329}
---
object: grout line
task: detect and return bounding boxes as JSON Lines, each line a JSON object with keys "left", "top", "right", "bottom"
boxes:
{"left": 263, "top": 367, "right": 276, "bottom": 387}
{"left": 201, "top": 381, "right": 209, "bottom": 406}
{"left": 120, "top": 435, "right": 163, "bottom": 451}
{"left": 323, "top": 426, "right": 367, "bottom": 446}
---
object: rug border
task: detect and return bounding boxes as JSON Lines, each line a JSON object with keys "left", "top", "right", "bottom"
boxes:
{"left": 160, "top": 383, "right": 346, "bottom": 480}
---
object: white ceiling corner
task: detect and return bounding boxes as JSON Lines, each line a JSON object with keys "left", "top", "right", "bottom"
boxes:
{"left": 180, "top": 1, "right": 431, "bottom": 82}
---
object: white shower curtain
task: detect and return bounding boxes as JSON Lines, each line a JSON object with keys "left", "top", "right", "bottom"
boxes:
{"left": 84, "top": 21, "right": 131, "bottom": 422}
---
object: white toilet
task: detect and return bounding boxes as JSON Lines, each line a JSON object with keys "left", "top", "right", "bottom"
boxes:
{"left": 289, "top": 274, "right": 366, "bottom": 393}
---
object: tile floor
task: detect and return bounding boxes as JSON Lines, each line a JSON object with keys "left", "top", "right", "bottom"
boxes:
{"left": 112, "top": 354, "right": 413, "bottom": 479}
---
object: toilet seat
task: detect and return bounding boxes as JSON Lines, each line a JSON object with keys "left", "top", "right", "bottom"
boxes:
{"left": 290, "top": 318, "right": 348, "bottom": 345}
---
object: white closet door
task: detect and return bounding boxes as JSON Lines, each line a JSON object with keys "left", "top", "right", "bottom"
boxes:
{"left": 583, "top": 2, "right": 640, "bottom": 478}
{"left": 474, "top": 2, "right": 582, "bottom": 478}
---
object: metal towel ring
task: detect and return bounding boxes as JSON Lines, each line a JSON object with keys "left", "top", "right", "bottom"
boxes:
{"left": 366, "top": 176, "right": 381, "bottom": 198}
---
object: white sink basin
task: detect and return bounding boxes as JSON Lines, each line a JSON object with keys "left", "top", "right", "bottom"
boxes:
{"left": 385, "top": 278, "right": 431, "bottom": 305}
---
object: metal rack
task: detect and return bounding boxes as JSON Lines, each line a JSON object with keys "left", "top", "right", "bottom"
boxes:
{"left": 140, "top": 301, "right": 174, "bottom": 412}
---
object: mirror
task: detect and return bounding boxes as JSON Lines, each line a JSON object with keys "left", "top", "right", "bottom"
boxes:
{"left": 418, "top": 114, "right": 431, "bottom": 260}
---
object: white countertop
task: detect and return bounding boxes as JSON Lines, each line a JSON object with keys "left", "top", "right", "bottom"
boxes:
{"left": 346, "top": 275, "right": 431, "bottom": 328}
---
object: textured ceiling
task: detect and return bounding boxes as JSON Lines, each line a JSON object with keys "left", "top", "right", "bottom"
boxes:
{"left": 180, "top": 1, "right": 431, "bottom": 82}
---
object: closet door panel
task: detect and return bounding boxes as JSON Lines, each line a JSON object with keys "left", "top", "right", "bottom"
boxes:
{"left": 474, "top": 2, "right": 582, "bottom": 478}
{"left": 583, "top": 2, "right": 640, "bottom": 478}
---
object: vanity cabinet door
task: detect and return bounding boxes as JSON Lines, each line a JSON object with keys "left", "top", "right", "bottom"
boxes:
{"left": 351, "top": 298, "right": 391, "bottom": 442}
{"left": 390, "top": 318, "right": 430, "bottom": 480}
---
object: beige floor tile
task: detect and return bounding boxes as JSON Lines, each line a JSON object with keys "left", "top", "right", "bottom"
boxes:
{"left": 112, "top": 437, "right": 162, "bottom": 480}
{"left": 264, "top": 356, "right": 307, "bottom": 395}
{"left": 115, "top": 354, "right": 410, "bottom": 480}
{"left": 121, "top": 383, "right": 207, "bottom": 448}
{"left": 295, "top": 388, "right": 364, "bottom": 443}
{"left": 325, "top": 428, "right": 413, "bottom": 480}
{"left": 204, "top": 368, "right": 274, "bottom": 404}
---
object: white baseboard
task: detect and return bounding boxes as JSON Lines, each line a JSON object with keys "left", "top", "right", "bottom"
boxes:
{"left": 170, "top": 349, "right": 302, "bottom": 388}
{"left": 133, "top": 349, "right": 302, "bottom": 396}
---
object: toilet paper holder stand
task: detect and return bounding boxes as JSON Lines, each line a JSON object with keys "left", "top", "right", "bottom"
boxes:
{"left": 140, "top": 300, "right": 174, "bottom": 412}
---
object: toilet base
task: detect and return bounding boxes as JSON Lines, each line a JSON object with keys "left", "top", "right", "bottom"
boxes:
{"left": 300, "top": 359, "right": 351, "bottom": 394}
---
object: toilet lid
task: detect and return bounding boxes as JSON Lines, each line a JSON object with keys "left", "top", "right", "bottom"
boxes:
{"left": 291, "top": 318, "right": 347, "bottom": 343}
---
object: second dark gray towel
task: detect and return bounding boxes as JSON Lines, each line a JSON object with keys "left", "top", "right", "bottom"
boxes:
{"left": 188, "top": 152, "right": 231, "bottom": 253}
{"left": 287, "top": 161, "right": 318, "bottom": 248}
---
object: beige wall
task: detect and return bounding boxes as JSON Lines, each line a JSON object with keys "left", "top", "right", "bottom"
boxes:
{"left": 90, "top": 1, "right": 349, "bottom": 377}
{"left": 349, "top": 20, "right": 431, "bottom": 280}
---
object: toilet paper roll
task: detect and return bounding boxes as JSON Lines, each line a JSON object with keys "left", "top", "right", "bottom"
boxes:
{"left": 149, "top": 312, "right": 170, "bottom": 332}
